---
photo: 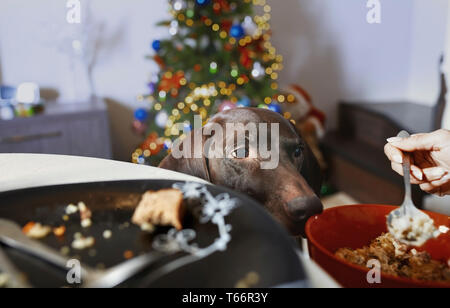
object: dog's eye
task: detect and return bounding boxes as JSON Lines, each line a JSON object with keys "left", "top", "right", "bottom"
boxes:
{"left": 294, "top": 146, "right": 302, "bottom": 158}
{"left": 231, "top": 147, "right": 250, "bottom": 159}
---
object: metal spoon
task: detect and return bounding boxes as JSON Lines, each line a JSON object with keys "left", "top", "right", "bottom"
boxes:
{"left": 0, "top": 218, "right": 168, "bottom": 288}
{"left": 0, "top": 244, "right": 31, "bottom": 288}
{"left": 387, "top": 131, "right": 436, "bottom": 246}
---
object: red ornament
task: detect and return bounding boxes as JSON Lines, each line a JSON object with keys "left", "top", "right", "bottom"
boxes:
{"left": 194, "top": 64, "right": 202, "bottom": 72}
{"left": 132, "top": 120, "right": 147, "bottom": 136}
{"left": 154, "top": 55, "right": 165, "bottom": 68}
{"left": 158, "top": 71, "right": 185, "bottom": 92}
{"left": 213, "top": 0, "right": 230, "bottom": 14}
{"left": 140, "top": 132, "right": 164, "bottom": 155}
{"left": 239, "top": 74, "right": 249, "bottom": 83}
{"left": 224, "top": 43, "right": 233, "bottom": 51}
{"left": 221, "top": 20, "right": 232, "bottom": 32}
{"left": 239, "top": 47, "right": 252, "bottom": 69}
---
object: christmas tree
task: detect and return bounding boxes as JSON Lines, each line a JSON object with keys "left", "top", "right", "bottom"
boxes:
{"left": 132, "top": 0, "right": 288, "bottom": 165}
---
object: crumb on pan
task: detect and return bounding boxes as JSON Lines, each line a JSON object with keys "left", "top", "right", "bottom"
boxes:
{"left": 23, "top": 222, "right": 52, "bottom": 239}
{"left": 103, "top": 230, "right": 112, "bottom": 239}
{"left": 123, "top": 250, "right": 134, "bottom": 260}
{"left": 132, "top": 188, "right": 185, "bottom": 230}
{"left": 335, "top": 233, "right": 450, "bottom": 283}
{"left": 78, "top": 202, "right": 92, "bottom": 228}
{"left": 71, "top": 235, "right": 95, "bottom": 250}
{"left": 65, "top": 204, "right": 78, "bottom": 215}
{"left": 235, "top": 271, "right": 260, "bottom": 288}
{"left": 53, "top": 226, "right": 66, "bottom": 237}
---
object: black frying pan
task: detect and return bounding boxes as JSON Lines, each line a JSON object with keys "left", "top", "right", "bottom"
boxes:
{"left": 0, "top": 180, "right": 307, "bottom": 288}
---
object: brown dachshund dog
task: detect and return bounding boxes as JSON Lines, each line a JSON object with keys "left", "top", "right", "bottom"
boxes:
{"left": 159, "top": 107, "right": 323, "bottom": 236}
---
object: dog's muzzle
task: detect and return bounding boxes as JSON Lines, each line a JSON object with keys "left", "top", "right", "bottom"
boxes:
{"left": 284, "top": 196, "right": 323, "bottom": 235}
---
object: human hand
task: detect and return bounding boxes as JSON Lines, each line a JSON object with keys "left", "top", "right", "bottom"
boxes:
{"left": 384, "top": 129, "right": 450, "bottom": 196}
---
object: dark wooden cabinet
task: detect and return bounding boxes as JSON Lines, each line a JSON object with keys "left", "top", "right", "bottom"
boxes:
{"left": 0, "top": 99, "right": 112, "bottom": 159}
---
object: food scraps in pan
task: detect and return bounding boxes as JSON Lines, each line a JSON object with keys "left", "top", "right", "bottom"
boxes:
{"left": 71, "top": 233, "right": 95, "bottom": 251}
{"left": 132, "top": 188, "right": 185, "bottom": 231}
{"left": 335, "top": 233, "right": 450, "bottom": 283}
{"left": 21, "top": 188, "right": 188, "bottom": 255}
{"left": 22, "top": 222, "right": 52, "bottom": 239}
{"left": 53, "top": 226, "right": 66, "bottom": 237}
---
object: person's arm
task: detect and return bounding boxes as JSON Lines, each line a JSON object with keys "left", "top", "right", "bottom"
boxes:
{"left": 384, "top": 129, "right": 450, "bottom": 196}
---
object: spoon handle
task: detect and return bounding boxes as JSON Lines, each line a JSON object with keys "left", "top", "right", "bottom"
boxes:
{"left": 397, "top": 131, "right": 413, "bottom": 206}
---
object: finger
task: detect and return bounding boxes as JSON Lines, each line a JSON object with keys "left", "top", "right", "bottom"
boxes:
{"left": 386, "top": 130, "right": 448, "bottom": 152}
{"left": 419, "top": 183, "right": 445, "bottom": 196}
{"left": 422, "top": 167, "right": 447, "bottom": 182}
{"left": 384, "top": 143, "right": 404, "bottom": 164}
{"left": 410, "top": 165, "right": 424, "bottom": 181}
{"left": 430, "top": 174, "right": 450, "bottom": 187}
{"left": 391, "top": 163, "right": 423, "bottom": 184}
{"left": 419, "top": 176, "right": 450, "bottom": 196}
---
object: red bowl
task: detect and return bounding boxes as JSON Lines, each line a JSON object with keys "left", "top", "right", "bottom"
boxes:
{"left": 306, "top": 204, "right": 450, "bottom": 288}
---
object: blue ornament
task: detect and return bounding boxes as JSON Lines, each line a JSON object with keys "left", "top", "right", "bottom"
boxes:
{"left": 148, "top": 82, "right": 156, "bottom": 94}
{"left": 237, "top": 96, "right": 251, "bottom": 108}
{"left": 196, "top": 0, "right": 210, "bottom": 5}
{"left": 137, "top": 155, "right": 146, "bottom": 165}
{"left": 230, "top": 24, "right": 245, "bottom": 39}
{"left": 163, "top": 140, "right": 172, "bottom": 150}
{"left": 134, "top": 108, "right": 148, "bottom": 121}
{"left": 268, "top": 103, "right": 282, "bottom": 114}
{"left": 152, "top": 40, "right": 161, "bottom": 52}
{"left": 183, "top": 123, "right": 193, "bottom": 133}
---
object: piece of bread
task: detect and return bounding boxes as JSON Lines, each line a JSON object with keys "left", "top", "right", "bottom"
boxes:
{"left": 132, "top": 188, "right": 185, "bottom": 230}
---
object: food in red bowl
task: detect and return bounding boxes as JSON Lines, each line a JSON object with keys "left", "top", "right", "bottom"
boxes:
{"left": 305, "top": 204, "right": 450, "bottom": 288}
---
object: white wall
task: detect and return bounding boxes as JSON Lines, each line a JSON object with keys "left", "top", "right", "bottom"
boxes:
{"left": 0, "top": 0, "right": 448, "bottom": 160}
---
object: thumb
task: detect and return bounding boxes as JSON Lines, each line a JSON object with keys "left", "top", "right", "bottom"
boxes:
{"left": 387, "top": 130, "right": 444, "bottom": 152}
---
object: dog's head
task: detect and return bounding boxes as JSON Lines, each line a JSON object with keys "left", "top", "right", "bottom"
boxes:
{"left": 159, "top": 107, "right": 323, "bottom": 236}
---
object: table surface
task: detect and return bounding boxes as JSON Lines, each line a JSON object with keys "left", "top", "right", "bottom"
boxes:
{"left": 0, "top": 153, "right": 339, "bottom": 288}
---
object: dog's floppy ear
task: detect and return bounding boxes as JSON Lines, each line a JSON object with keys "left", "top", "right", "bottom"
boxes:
{"left": 300, "top": 144, "right": 323, "bottom": 197}
{"left": 159, "top": 128, "right": 211, "bottom": 182}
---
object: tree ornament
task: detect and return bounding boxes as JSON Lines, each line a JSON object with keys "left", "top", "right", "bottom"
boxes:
{"left": 239, "top": 47, "right": 252, "bottom": 69}
{"left": 171, "top": 0, "right": 186, "bottom": 11}
{"left": 196, "top": 0, "right": 211, "bottom": 6}
{"left": 132, "top": 119, "right": 148, "bottom": 135}
{"left": 155, "top": 110, "right": 169, "bottom": 128}
{"left": 251, "top": 62, "right": 265, "bottom": 80}
{"left": 148, "top": 82, "right": 156, "bottom": 94}
{"left": 134, "top": 108, "right": 149, "bottom": 121}
{"left": 237, "top": 96, "right": 251, "bottom": 108}
{"left": 257, "top": 104, "right": 269, "bottom": 109}
{"left": 267, "top": 103, "right": 282, "bottom": 114}
{"left": 152, "top": 40, "right": 161, "bottom": 52}
{"left": 230, "top": 23, "right": 245, "bottom": 39}
{"left": 169, "top": 20, "right": 179, "bottom": 36}
{"left": 159, "top": 71, "right": 185, "bottom": 92}
{"left": 242, "top": 16, "right": 258, "bottom": 36}
{"left": 213, "top": 0, "right": 231, "bottom": 14}
{"left": 209, "top": 62, "right": 218, "bottom": 74}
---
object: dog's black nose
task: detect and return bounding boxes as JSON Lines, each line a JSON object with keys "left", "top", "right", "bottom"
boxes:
{"left": 286, "top": 196, "right": 323, "bottom": 221}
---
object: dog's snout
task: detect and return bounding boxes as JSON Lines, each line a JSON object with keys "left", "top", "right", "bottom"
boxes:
{"left": 286, "top": 196, "right": 323, "bottom": 221}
